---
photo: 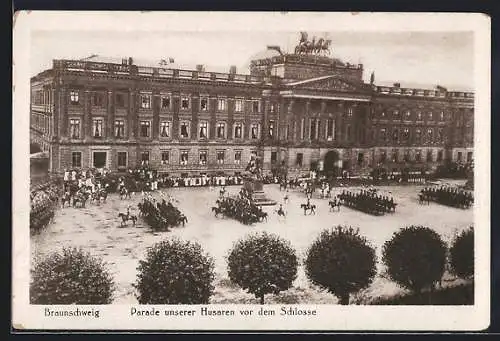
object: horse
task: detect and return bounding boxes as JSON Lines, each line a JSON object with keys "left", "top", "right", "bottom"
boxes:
{"left": 328, "top": 199, "right": 341, "bottom": 212}
{"left": 72, "top": 192, "right": 88, "bottom": 208}
{"left": 212, "top": 206, "right": 224, "bottom": 217}
{"left": 279, "top": 181, "right": 288, "bottom": 191}
{"left": 119, "top": 187, "right": 131, "bottom": 200}
{"left": 300, "top": 203, "right": 317, "bottom": 215}
{"left": 177, "top": 214, "right": 188, "bottom": 226}
{"left": 61, "top": 191, "right": 72, "bottom": 208}
{"left": 91, "top": 189, "right": 108, "bottom": 205}
{"left": 276, "top": 206, "right": 286, "bottom": 218}
{"left": 418, "top": 193, "right": 430, "bottom": 205}
{"left": 258, "top": 211, "right": 268, "bottom": 222}
{"left": 118, "top": 212, "right": 137, "bottom": 227}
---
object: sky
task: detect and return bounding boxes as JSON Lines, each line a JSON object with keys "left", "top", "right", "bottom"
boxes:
{"left": 30, "top": 30, "right": 474, "bottom": 90}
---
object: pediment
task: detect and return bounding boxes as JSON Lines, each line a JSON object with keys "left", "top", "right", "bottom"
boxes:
{"left": 285, "top": 75, "right": 368, "bottom": 93}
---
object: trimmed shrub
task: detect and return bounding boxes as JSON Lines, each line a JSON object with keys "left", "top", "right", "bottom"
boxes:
{"left": 449, "top": 226, "right": 474, "bottom": 279}
{"left": 30, "top": 247, "right": 115, "bottom": 304}
{"left": 383, "top": 225, "right": 447, "bottom": 293}
{"left": 135, "top": 238, "right": 215, "bottom": 304}
{"left": 305, "top": 226, "right": 377, "bottom": 305}
{"left": 227, "top": 232, "right": 298, "bottom": 304}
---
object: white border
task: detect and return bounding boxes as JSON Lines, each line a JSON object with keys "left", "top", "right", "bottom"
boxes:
{"left": 13, "top": 11, "right": 491, "bottom": 331}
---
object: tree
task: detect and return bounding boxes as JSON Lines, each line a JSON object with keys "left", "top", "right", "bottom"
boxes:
{"left": 383, "top": 226, "right": 447, "bottom": 293}
{"left": 227, "top": 232, "right": 298, "bottom": 304}
{"left": 449, "top": 226, "right": 474, "bottom": 279}
{"left": 30, "top": 247, "right": 115, "bottom": 304}
{"left": 134, "top": 238, "right": 215, "bottom": 304}
{"left": 305, "top": 226, "right": 377, "bottom": 305}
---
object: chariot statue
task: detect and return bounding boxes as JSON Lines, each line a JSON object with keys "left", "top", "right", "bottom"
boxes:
{"left": 294, "top": 32, "right": 332, "bottom": 56}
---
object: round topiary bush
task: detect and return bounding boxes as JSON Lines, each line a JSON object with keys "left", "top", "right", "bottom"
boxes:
{"left": 134, "top": 238, "right": 215, "bottom": 304}
{"left": 30, "top": 247, "right": 115, "bottom": 304}
{"left": 383, "top": 225, "right": 447, "bottom": 293}
{"left": 305, "top": 226, "right": 377, "bottom": 305}
{"left": 449, "top": 226, "right": 474, "bottom": 279}
{"left": 227, "top": 232, "right": 298, "bottom": 304}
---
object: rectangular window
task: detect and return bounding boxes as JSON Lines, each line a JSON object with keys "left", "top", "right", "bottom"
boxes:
{"left": 140, "top": 121, "right": 151, "bottom": 138}
{"left": 117, "top": 152, "right": 127, "bottom": 168}
{"left": 392, "top": 150, "right": 399, "bottom": 163}
{"left": 268, "top": 120, "right": 275, "bottom": 138}
{"left": 270, "top": 103, "right": 278, "bottom": 113}
{"left": 114, "top": 120, "right": 125, "bottom": 138}
{"left": 235, "top": 99, "right": 243, "bottom": 112}
{"left": 415, "top": 150, "right": 422, "bottom": 162}
{"left": 440, "top": 111, "right": 445, "bottom": 121}
{"left": 179, "top": 150, "right": 189, "bottom": 165}
{"left": 115, "top": 93, "right": 125, "bottom": 108}
{"left": 200, "top": 97, "right": 209, "bottom": 111}
{"left": 467, "top": 152, "right": 473, "bottom": 162}
{"left": 380, "top": 128, "right": 387, "bottom": 142}
{"left": 327, "top": 119, "right": 334, "bottom": 140}
{"left": 161, "top": 151, "right": 170, "bottom": 165}
{"left": 181, "top": 96, "right": 190, "bottom": 110}
{"left": 437, "top": 150, "right": 443, "bottom": 162}
{"left": 161, "top": 96, "right": 171, "bottom": 109}
{"left": 92, "top": 92, "right": 104, "bottom": 107}
{"left": 160, "top": 121, "right": 170, "bottom": 138}
{"left": 437, "top": 128, "right": 444, "bottom": 142}
{"left": 393, "top": 110, "right": 400, "bottom": 118}
{"left": 457, "top": 152, "right": 463, "bottom": 162}
{"left": 234, "top": 151, "right": 242, "bottom": 165}
{"left": 346, "top": 125, "right": 352, "bottom": 141}
{"left": 217, "top": 98, "right": 226, "bottom": 111}
{"left": 251, "top": 100, "right": 260, "bottom": 113}
{"left": 71, "top": 152, "right": 82, "bottom": 168}
{"left": 357, "top": 152, "right": 364, "bottom": 166}
{"left": 93, "top": 119, "right": 103, "bottom": 138}
{"left": 415, "top": 129, "right": 422, "bottom": 143}
{"left": 402, "top": 128, "right": 410, "bottom": 142}
{"left": 251, "top": 123, "right": 259, "bottom": 139}
{"left": 380, "top": 150, "right": 387, "bottom": 163}
{"left": 417, "top": 111, "right": 423, "bottom": 120}
{"left": 180, "top": 121, "right": 190, "bottom": 138}
{"left": 141, "top": 94, "right": 151, "bottom": 109}
{"left": 300, "top": 118, "right": 305, "bottom": 140}
{"left": 199, "top": 150, "right": 207, "bottom": 165}
{"left": 403, "top": 150, "right": 410, "bottom": 162}
{"left": 141, "top": 151, "right": 149, "bottom": 162}
{"left": 404, "top": 110, "right": 411, "bottom": 120}
{"left": 347, "top": 107, "right": 354, "bottom": 117}
{"left": 69, "top": 118, "right": 81, "bottom": 139}
{"left": 217, "top": 150, "right": 225, "bottom": 165}
{"left": 380, "top": 111, "right": 386, "bottom": 118}
{"left": 426, "top": 150, "right": 433, "bottom": 162}
{"left": 428, "top": 112, "right": 433, "bottom": 121}
{"left": 216, "top": 122, "right": 226, "bottom": 139}
{"left": 392, "top": 129, "right": 399, "bottom": 144}
{"left": 234, "top": 122, "right": 243, "bottom": 139}
{"left": 271, "top": 151, "right": 277, "bottom": 164}
{"left": 310, "top": 119, "right": 316, "bottom": 140}
{"left": 199, "top": 121, "right": 208, "bottom": 139}
{"left": 70, "top": 90, "right": 79, "bottom": 105}
{"left": 296, "top": 153, "right": 303, "bottom": 167}
{"left": 427, "top": 128, "right": 434, "bottom": 143}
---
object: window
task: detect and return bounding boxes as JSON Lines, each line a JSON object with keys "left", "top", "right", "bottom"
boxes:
{"left": 117, "top": 152, "right": 127, "bottom": 168}
{"left": 296, "top": 153, "right": 303, "bottom": 167}
{"left": 140, "top": 121, "right": 151, "bottom": 138}
{"left": 114, "top": 120, "right": 125, "bottom": 138}
{"left": 180, "top": 121, "right": 190, "bottom": 138}
{"left": 392, "top": 150, "right": 399, "bottom": 162}
{"left": 457, "top": 152, "right": 463, "bottom": 162}
{"left": 427, "top": 128, "right": 433, "bottom": 142}
{"left": 141, "top": 151, "right": 150, "bottom": 162}
{"left": 234, "top": 151, "right": 242, "bottom": 165}
{"left": 93, "top": 119, "right": 103, "bottom": 138}
{"left": 415, "top": 128, "right": 422, "bottom": 143}
{"left": 309, "top": 119, "right": 316, "bottom": 140}
{"left": 140, "top": 94, "right": 151, "bottom": 109}
{"left": 217, "top": 98, "right": 226, "bottom": 111}
{"left": 392, "top": 129, "right": 399, "bottom": 143}
{"left": 180, "top": 150, "right": 189, "bottom": 165}
{"left": 346, "top": 125, "right": 352, "bottom": 141}
{"left": 417, "top": 111, "right": 422, "bottom": 120}
{"left": 251, "top": 100, "right": 260, "bottom": 113}
{"left": 380, "top": 150, "right": 387, "bottom": 163}
{"left": 270, "top": 103, "right": 278, "bottom": 113}
{"left": 199, "top": 121, "right": 208, "bottom": 139}
{"left": 199, "top": 151, "right": 207, "bottom": 165}
{"left": 268, "top": 120, "right": 275, "bottom": 138}
{"left": 440, "top": 111, "right": 445, "bottom": 121}
{"left": 70, "top": 90, "right": 79, "bottom": 105}
{"left": 380, "top": 111, "right": 386, "bottom": 118}
{"left": 200, "top": 97, "right": 209, "bottom": 111}
{"left": 402, "top": 128, "right": 410, "bottom": 142}
{"left": 235, "top": 99, "right": 243, "bottom": 112}
{"left": 181, "top": 96, "right": 190, "bottom": 110}
{"left": 72, "top": 152, "right": 82, "bottom": 168}
{"left": 393, "top": 110, "right": 400, "bottom": 118}
{"left": 380, "top": 128, "right": 387, "bottom": 142}
{"left": 161, "top": 96, "right": 171, "bottom": 109}
{"left": 437, "top": 128, "right": 444, "bottom": 142}
{"left": 251, "top": 123, "right": 259, "bottom": 139}
{"left": 160, "top": 121, "right": 170, "bottom": 138}
{"left": 69, "top": 118, "right": 80, "bottom": 139}
{"left": 92, "top": 92, "right": 104, "bottom": 107}
{"left": 467, "top": 152, "right": 473, "bottom": 162}
{"left": 428, "top": 112, "right": 433, "bottom": 120}
{"left": 161, "top": 151, "right": 170, "bottom": 165}
{"left": 217, "top": 150, "right": 225, "bottom": 165}
{"left": 357, "top": 153, "right": 364, "bottom": 166}
{"left": 234, "top": 122, "right": 243, "bottom": 139}
{"left": 437, "top": 150, "right": 443, "bottom": 162}
{"left": 326, "top": 119, "right": 334, "bottom": 140}
{"left": 347, "top": 107, "right": 353, "bottom": 117}
{"left": 216, "top": 122, "right": 226, "bottom": 139}
{"left": 271, "top": 151, "right": 277, "bottom": 164}
{"left": 300, "top": 118, "right": 305, "bottom": 140}
{"left": 415, "top": 150, "right": 422, "bottom": 162}
{"left": 115, "top": 93, "right": 125, "bottom": 108}
{"left": 404, "top": 110, "right": 411, "bottom": 120}
{"left": 427, "top": 150, "right": 433, "bottom": 162}
{"left": 403, "top": 150, "right": 410, "bottom": 162}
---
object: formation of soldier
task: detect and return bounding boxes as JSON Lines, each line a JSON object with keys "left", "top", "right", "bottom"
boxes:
{"left": 338, "top": 189, "right": 396, "bottom": 216}
{"left": 420, "top": 186, "right": 473, "bottom": 209}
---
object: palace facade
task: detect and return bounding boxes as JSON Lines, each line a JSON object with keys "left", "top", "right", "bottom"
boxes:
{"left": 30, "top": 50, "right": 474, "bottom": 177}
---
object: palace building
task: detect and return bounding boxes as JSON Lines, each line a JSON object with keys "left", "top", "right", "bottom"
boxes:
{"left": 30, "top": 46, "right": 474, "bottom": 177}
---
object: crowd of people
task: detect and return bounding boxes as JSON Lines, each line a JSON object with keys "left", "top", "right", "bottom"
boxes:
{"left": 338, "top": 189, "right": 397, "bottom": 216}
{"left": 212, "top": 189, "right": 267, "bottom": 225}
{"left": 419, "top": 186, "right": 473, "bottom": 209}
{"left": 30, "top": 182, "right": 60, "bottom": 232}
{"left": 137, "top": 195, "right": 188, "bottom": 231}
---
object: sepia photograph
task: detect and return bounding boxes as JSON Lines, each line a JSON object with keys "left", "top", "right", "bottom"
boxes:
{"left": 13, "top": 11, "right": 490, "bottom": 330}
